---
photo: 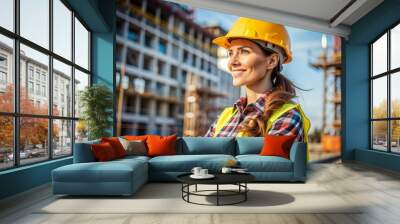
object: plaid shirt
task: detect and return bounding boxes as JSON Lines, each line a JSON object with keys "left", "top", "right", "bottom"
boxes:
{"left": 204, "top": 94, "right": 304, "bottom": 142}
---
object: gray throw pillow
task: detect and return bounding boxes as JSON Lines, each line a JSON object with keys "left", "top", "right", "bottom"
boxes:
{"left": 118, "top": 137, "right": 147, "bottom": 156}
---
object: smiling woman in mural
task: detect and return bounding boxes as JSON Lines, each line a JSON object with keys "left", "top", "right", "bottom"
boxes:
{"left": 205, "top": 17, "right": 311, "bottom": 143}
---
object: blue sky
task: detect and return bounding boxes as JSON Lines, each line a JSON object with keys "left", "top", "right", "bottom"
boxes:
{"left": 194, "top": 8, "right": 338, "bottom": 132}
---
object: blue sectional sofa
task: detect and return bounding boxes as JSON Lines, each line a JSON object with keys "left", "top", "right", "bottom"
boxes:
{"left": 52, "top": 137, "right": 307, "bottom": 196}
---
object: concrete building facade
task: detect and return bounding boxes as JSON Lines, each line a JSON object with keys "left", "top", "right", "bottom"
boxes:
{"left": 116, "top": 0, "right": 240, "bottom": 136}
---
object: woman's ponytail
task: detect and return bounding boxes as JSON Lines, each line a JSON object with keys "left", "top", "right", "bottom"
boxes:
{"left": 239, "top": 67, "right": 297, "bottom": 136}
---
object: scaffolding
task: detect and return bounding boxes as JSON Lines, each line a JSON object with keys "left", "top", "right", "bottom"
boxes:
{"left": 116, "top": 0, "right": 217, "bottom": 56}
{"left": 183, "top": 73, "right": 227, "bottom": 136}
{"left": 310, "top": 36, "right": 342, "bottom": 152}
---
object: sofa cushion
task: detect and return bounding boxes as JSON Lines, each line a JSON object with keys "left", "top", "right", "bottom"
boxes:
{"left": 236, "top": 137, "right": 264, "bottom": 155}
{"left": 148, "top": 154, "right": 235, "bottom": 172}
{"left": 178, "top": 137, "right": 235, "bottom": 155}
{"left": 52, "top": 159, "right": 147, "bottom": 183}
{"left": 114, "top": 155, "right": 150, "bottom": 164}
{"left": 53, "top": 163, "right": 133, "bottom": 183}
{"left": 73, "top": 139, "right": 101, "bottom": 163}
{"left": 236, "top": 155, "right": 293, "bottom": 172}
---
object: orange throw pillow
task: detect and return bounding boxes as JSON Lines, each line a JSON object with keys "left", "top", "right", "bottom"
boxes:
{"left": 260, "top": 135, "right": 297, "bottom": 159}
{"left": 101, "top": 137, "right": 126, "bottom": 158}
{"left": 146, "top": 134, "right": 177, "bottom": 157}
{"left": 123, "top": 135, "right": 149, "bottom": 141}
{"left": 91, "top": 142, "right": 117, "bottom": 161}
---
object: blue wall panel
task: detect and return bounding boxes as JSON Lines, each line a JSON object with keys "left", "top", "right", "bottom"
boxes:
{"left": 355, "top": 149, "right": 400, "bottom": 172}
{"left": 0, "top": 158, "right": 72, "bottom": 199}
{"left": 65, "top": 0, "right": 110, "bottom": 32}
{"left": 344, "top": 0, "right": 400, "bottom": 171}
{"left": 342, "top": 44, "right": 369, "bottom": 160}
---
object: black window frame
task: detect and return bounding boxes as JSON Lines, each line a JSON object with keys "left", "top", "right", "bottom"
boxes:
{"left": 0, "top": 0, "right": 92, "bottom": 171}
{"left": 369, "top": 20, "right": 400, "bottom": 154}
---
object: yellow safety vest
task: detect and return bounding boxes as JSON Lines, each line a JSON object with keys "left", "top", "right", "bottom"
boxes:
{"left": 214, "top": 102, "right": 311, "bottom": 159}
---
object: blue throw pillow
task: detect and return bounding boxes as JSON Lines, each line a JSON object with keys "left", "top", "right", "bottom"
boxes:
{"left": 236, "top": 137, "right": 264, "bottom": 155}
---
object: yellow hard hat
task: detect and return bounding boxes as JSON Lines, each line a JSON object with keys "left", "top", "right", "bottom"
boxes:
{"left": 212, "top": 17, "right": 292, "bottom": 64}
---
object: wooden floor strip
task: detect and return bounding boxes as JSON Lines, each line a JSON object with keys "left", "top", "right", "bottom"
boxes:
{"left": 1, "top": 161, "right": 400, "bottom": 224}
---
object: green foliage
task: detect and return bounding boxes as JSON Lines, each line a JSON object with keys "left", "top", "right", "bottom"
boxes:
{"left": 79, "top": 84, "right": 113, "bottom": 140}
{"left": 372, "top": 99, "right": 400, "bottom": 140}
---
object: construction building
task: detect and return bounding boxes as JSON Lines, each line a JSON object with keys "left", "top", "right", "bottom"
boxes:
{"left": 115, "top": 0, "right": 240, "bottom": 136}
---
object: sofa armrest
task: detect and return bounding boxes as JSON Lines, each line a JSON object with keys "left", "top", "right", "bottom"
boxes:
{"left": 289, "top": 141, "right": 307, "bottom": 181}
{"left": 73, "top": 140, "right": 100, "bottom": 163}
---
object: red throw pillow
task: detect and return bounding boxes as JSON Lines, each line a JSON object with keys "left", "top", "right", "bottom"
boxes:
{"left": 91, "top": 142, "right": 117, "bottom": 161}
{"left": 146, "top": 134, "right": 177, "bottom": 157}
{"left": 260, "top": 135, "right": 297, "bottom": 159}
{"left": 101, "top": 137, "right": 126, "bottom": 158}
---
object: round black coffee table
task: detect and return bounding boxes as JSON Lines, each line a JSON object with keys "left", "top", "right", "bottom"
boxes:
{"left": 177, "top": 172, "right": 255, "bottom": 206}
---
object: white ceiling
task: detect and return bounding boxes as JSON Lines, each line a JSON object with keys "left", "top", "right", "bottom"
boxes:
{"left": 166, "top": 0, "right": 384, "bottom": 38}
